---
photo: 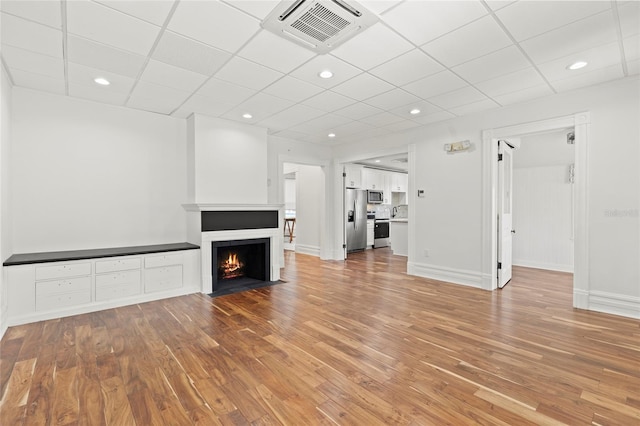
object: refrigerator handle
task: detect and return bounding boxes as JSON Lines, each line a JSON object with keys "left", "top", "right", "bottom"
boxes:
{"left": 353, "top": 200, "right": 357, "bottom": 228}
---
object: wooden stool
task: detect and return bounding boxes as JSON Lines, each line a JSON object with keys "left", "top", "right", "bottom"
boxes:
{"left": 284, "top": 218, "right": 296, "bottom": 243}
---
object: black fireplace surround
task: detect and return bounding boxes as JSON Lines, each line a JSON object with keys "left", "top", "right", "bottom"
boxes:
{"left": 211, "top": 238, "right": 270, "bottom": 294}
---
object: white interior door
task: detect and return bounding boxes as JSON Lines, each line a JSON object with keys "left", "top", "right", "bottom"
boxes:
{"left": 498, "top": 140, "right": 514, "bottom": 288}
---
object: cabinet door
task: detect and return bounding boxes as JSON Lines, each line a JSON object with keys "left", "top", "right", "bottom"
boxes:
{"left": 344, "top": 164, "right": 363, "bottom": 188}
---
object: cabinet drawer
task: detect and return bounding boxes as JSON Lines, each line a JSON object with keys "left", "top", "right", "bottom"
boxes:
{"left": 36, "top": 276, "right": 91, "bottom": 297}
{"left": 145, "top": 253, "right": 183, "bottom": 269}
{"left": 36, "top": 290, "right": 91, "bottom": 312}
{"left": 96, "top": 283, "right": 141, "bottom": 302}
{"left": 145, "top": 265, "right": 183, "bottom": 293}
{"left": 96, "top": 270, "right": 140, "bottom": 287}
{"left": 95, "top": 257, "right": 140, "bottom": 274}
{"left": 35, "top": 262, "right": 91, "bottom": 280}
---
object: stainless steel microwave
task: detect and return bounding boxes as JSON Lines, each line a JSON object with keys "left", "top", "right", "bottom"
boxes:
{"left": 367, "top": 190, "right": 383, "bottom": 204}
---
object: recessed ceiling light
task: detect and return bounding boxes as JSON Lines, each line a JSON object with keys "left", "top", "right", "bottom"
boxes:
{"left": 410, "top": 108, "right": 421, "bottom": 115}
{"left": 242, "top": 113, "right": 253, "bottom": 119}
{"left": 567, "top": 61, "right": 588, "bottom": 70}
{"left": 94, "top": 77, "right": 110, "bottom": 86}
{"left": 328, "top": 133, "right": 336, "bottom": 138}
{"left": 319, "top": 70, "right": 333, "bottom": 79}
{"left": 374, "top": 159, "right": 381, "bottom": 163}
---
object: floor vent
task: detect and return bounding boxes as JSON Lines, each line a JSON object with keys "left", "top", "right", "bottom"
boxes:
{"left": 262, "top": 0, "right": 379, "bottom": 53}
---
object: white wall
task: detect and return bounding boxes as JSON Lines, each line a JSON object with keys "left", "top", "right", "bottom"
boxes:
{"left": 188, "top": 114, "right": 268, "bottom": 204}
{"left": 295, "top": 164, "right": 324, "bottom": 257}
{"left": 10, "top": 88, "right": 188, "bottom": 253}
{"left": 1, "top": 65, "right": 13, "bottom": 338}
{"left": 333, "top": 76, "right": 640, "bottom": 316}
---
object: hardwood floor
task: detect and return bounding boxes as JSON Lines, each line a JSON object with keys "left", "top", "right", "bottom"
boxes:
{"left": 1, "top": 248, "right": 639, "bottom": 425}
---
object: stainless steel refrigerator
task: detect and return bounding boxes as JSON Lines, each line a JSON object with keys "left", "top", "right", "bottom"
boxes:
{"left": 346, "top": 189, "right": 367, "bottom": 252}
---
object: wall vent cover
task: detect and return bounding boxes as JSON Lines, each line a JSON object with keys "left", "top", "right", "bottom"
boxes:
{"left": 261, "top": 0, "right": 379, "bottom": 53}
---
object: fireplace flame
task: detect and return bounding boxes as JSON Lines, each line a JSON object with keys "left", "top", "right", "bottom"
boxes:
{"left": 220, "top": 252, "right": 244, "bottom": 279}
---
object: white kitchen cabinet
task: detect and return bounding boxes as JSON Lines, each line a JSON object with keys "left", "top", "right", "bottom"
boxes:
{"left": 344, "top": 164, "right": 363, "bottom": 188}
{"left": 390, "top": 172, "right": 408, "bottom": 193}
{"left": 363, "top": 168, "right": 385, "bottom": 190}
{"left": 390, "top": 220, "right": 408, "bottom": 256}
{"left": 367, "top": 219, "right": 374, "bottom": 247}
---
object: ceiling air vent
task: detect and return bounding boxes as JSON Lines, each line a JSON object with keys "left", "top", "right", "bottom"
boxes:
{"left": 262, "top": 0, "right": 379, "bottom": 53}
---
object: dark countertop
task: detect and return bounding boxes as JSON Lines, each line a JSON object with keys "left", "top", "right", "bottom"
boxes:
{"left": 3, "top": 242, "right": 200, "bottom": 266}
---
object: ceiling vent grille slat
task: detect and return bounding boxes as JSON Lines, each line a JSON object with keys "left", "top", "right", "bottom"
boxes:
{"left": 261, "top": 0, "right": 378, "bottom": 53}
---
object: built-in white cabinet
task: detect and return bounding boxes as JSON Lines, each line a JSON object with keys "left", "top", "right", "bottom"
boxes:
{"left": 344, "top": 164, "right": 363, "bottom": 188}
{"left": 367, "top": 219, "right": 374, "bottom": 247}
{"left": 362, "top": 168, "right": 384, "bottom": 191}
{"left": 5, "top": 249, "right": 199, "bottom": 326}
{"left": 390, "top": 172, "right": 408, "bottom": 193}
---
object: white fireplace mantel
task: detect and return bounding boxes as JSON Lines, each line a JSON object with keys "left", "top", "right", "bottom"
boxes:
{"left": 183, "top": 203, "right": 284, "bottom": 212}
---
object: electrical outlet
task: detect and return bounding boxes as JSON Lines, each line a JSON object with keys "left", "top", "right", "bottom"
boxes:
{"left": 424, "top": 249, "right": 429, "bottom": 257}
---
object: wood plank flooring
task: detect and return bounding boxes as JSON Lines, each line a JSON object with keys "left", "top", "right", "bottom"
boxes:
{"left": 1, "top": 248, "right": 639, "bottom": 425}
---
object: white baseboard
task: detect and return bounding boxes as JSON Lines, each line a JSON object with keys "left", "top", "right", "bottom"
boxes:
{"left": 586, "top": 291, "right": 640, "bottom": 319}
{"left": 0, "top": 311, "right": 7, "bottom": 340}
{"left": 295, "top": 244, "right": 320, "bottom": 257}
{"left": 513, "top": 259, "right": 574, "bottom": 273}
{"left": 407, "top": 262, "right": 483, "bottom": 289}
{"left": 7, "top": 285, "right": 200, "bottom": 328}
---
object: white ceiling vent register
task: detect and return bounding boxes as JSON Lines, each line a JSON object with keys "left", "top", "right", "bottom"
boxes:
{"left": 262, "top": 0, "right": 379, "bottom": 53}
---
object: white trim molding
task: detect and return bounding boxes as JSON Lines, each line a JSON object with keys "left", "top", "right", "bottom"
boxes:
{"left": 408, "top": 261, "right": 483, "bottom": 289}
{"left": 295, "top": 244, "right": 321, "bottom": 257}
{"left": 513, "top": 260, "right": 574, "bottom": 273}
{"left": 585, "top": 291, "right": 640, "bottom": 319}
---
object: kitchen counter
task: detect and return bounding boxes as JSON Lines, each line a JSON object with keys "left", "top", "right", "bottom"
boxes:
{"left": 390, "top": 220, "right": 408, "bottom": 256}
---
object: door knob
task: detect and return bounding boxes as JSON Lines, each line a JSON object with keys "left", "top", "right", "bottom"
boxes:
{"left": 511, "top": 229, "right": 516, "bottom": 234}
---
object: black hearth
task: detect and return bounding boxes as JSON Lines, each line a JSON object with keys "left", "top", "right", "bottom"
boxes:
{"left": 211, "top": 238, "right": 271, "bottom": 295}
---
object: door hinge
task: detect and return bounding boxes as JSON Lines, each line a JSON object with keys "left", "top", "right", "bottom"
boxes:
{"left": 498, "top": 153, "right": 503, "bottom": 161}
{"left": 342, "top": 244, "right": 346, "bottom": 249}
{"left": 497, "top": 262, "right": 502, "bottom": 270}
{"left": 342, "top": 172, "right": 347, "bottom": 177}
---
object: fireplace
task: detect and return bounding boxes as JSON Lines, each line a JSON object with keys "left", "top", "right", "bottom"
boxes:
{"left": 211, "top": 238, "right": 271, "bottom": 293}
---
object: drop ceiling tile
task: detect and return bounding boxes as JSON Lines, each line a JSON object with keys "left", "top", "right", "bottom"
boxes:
{"left": 403, "top": 70, "right": 468, "bottom": 99}
{"left": 95, "top": 0, "right": 175, "bottom": 26}
{"left": 618, "top": 2, "right": 640, "bottom": 38}
{"left": 290, "top": 114, "right": 351, "bottom": 133}
{"left": 9, "top": 68, "right": 65, "bottom": 95}
{"left": 66, "top": 0, "right": 160, "bottom": 55}
{"left": 262, "top": 76, "right": 324, "bottom": 103}
{"left": 257, "top": 105, "right": 326, "bottom": 130}
{"left": 624, "top": 35, "right": 640, "bottom": 61}
{"left": 152, "top": 31, "right": 232, "bottom": 76}
{"left": 411, "top": 110, "right": 456, "bottom": 125}
{"left": 67, "top": 35, "right": 146, "bottom": 78}
{"left": 334, "top": 102, "right": 382, "bottom": 120}
{"left": 428, "top": 86, "right": 488, "bottom": 110}
{"left": 452, "top": 45, "right": 531, "bottom": 84}
{"left": 168, "top": 0, "right": 260, "bottom": 53}
{"left": 484, "top": 1, "right": 516, "bottom": 11}
{"left": 352, "top": 127, "right": 392, "bottom": 141}
{"left": 421, "top": 15, "right": 512, "bottom": 68}
{"left": 171, "top": 94, "right": 235, "bottom": 119}
{"left": 495, "top": 1, "right": 611, "bottom": 42}
{"left": 130, "top": 80, "right": 191, "bottom": 106}
{"left": 383, "top": 120, "right": 422, "bottom": 133}
{"left": 331, "top": 120, "right": 372, "bottom": 137}
{"left": 301, "top": 90, "right": 357, "bottom": 112}
{"left": 220, "top": 0, "right": 279, "bottom": 20}
{"left": 1, "top": 0, "right": 62, "bottom": 28}
{"left": 196, "top": 78, "right": 256, "bottom": 105}
{"left": 140, "top": 59, "right": 208, "bottom": 93}
{"left": 237, "top": 30, "right": 316, "bottom": 73}
{"left": 289, "top": 55, "right": 362, "bottom": 89}
{"left": 68, "top": 82, "right": 128, "bottom": 106}
{"left": 389, "top": 101, "right": 443, "bottom": 119}
{"left": 67, "top": 62, "right": 135, "bottom": 94}
{"left": 359, "top": 1, "right": 398, "bottom": 15}
{"left": 537, "top": 42, "right": 622, "bottom": 82}
{"left": 369, "top": 49, "right": 443, "bottom": 86}
{"left": 549, "top": 63, "right": 624, "bottom": 92}
{"left": 382, "top": 0, "right": 487, "bottom": 45}
{"left": 475, "top": 67, "right": 547, "bottom": 98}
{"left": 271, "top": 129, "right": 312, "bottom": 141}
{"left": 359, "top": 111, "right": 404, "bottom": 127}
{"left": 492, "top": 84, "right": 554, "bottom": 106}
{"left": 364, "top": 88, "right": 421, "bottom": 110}
{"left": 332, "top": 73, "right": 394, "bottom": 101}
{"left": 222, "top": 92, "right": 294, "bottom": 121}
{"left": 627, "top": 58, "right": 640, "bottom": 76}
{"left": 1, "top": 45, "right": 64, "bottom": 79}
{"left": 214, "top": 57, "right": 283, "bottom": 91}
{"left": 331, "top": 23, "right": 414, "bottom": 70}
{"left": 1, "top": 13, "right": 63, "bottom": 57}
{"left": 449, "top": 98, "right": 500, "bottom": 116}
{"left": 127, "top": 95, "right": 183, "bottom": 115}
{"left": 520, "top": 11, "right": 618, "bottom": 64}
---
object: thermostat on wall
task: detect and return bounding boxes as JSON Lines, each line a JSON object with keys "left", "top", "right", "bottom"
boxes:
{"left": 417, "top": 190, "right": 425, "bottom": 198}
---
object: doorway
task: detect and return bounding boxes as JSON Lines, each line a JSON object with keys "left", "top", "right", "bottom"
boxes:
{"left": 482, "top": 113, "right": 590, "bottom": 310}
